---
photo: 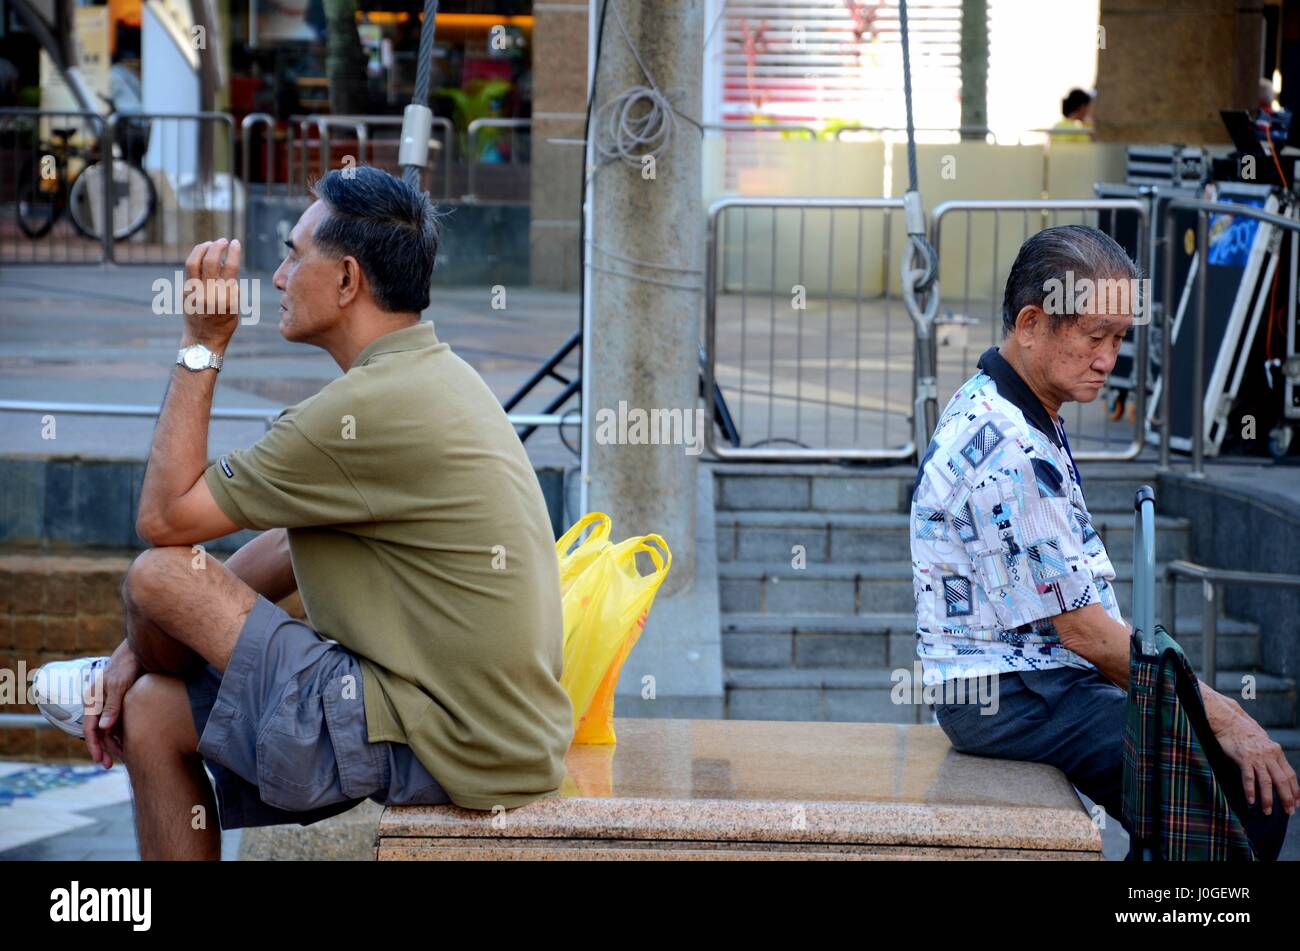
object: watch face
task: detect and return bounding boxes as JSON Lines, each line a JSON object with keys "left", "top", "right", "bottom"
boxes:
{"left": 183, "top": 347, "right": 209, "bottom": 370}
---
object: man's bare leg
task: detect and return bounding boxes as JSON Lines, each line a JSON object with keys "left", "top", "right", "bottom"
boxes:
{"left": 115, "top": 546, "right": 259, "bottom": 860}
{"left": 121, "top": 673, "right": 221, "bottom": 860}
{"left": 121, "top": 546, "right": 257, "bottom": 676}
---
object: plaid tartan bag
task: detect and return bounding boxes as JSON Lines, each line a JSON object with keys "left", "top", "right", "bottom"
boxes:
{"left": 1122, "top": 625, "right": 1257, "bottom": 861}
{"left": 1121, "top": 486, "right": 1257, "bottom": 861}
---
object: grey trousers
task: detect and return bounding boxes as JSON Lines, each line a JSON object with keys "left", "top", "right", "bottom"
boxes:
{"left": 934, "top": 665, "right": 1133, "bottom": 833}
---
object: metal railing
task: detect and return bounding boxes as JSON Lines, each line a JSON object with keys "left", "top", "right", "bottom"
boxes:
{"left": 1157, "top": 198, "right": 1300, "bottom": 476}
{"left": 284, "top": 113, "right": 455, "bottom": 199}
{"left": 833, "top": 124, "right": 998, "bottom": 143}
{"left": 0, "top": 107, "right": 107, "bottom": 264}
{"left": 702, "top": 196, "right": 1157, "bottom": 463}
{"left": 241, "top": 112, "right": 278, "bottom": 191}
{"left": 928, "top": 198, "right": 1151, "bottom": 460}
{"left": 703, "top": 122, "right": 819, "bottom": 139}
{"left": 464, "top": 118, "right": 532, "bottom": 203}
{"left": 0, "top": 399, "right": 570, "bottom": 433}
{"left": 107, "top": 111, "right": 237, "bottom": 264}
{"left": 0, "top": 108, "right": 237, "bottom": 266}
{"left": 0, "top": 714, "right": 50, "bottom": 730}
{"left": 703, "top": 195, "right": 913, "bottom": 461}
{"left": 1163, "top": 561, "right": 1300, "bottom": 686}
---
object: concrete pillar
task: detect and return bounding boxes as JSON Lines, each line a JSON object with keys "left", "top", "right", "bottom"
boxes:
{"left": 528, "top": 3, "right": 590, "bottom": 290}
{"left": 1095, "top": 0, "right": 1263, "bottom": 144}
{"left": 586, "top": 0, "right": 704, "bottom": 597}
{"left": 960, "top": 0, "right": 989, "bottom": 139}
{"left": 576, "top": 0, "right": 720, "bottom": 721}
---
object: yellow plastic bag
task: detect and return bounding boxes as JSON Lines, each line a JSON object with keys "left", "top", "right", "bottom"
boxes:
{"left": 556, "top": 515, "right": 671, "bottom": 745}
{"left": 556, "top": 512, "right": 612, "bottom": 595}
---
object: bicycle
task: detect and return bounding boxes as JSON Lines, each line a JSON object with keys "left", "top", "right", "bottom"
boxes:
{"left": 16, "top": 120, "right": 156, "bottom": 241}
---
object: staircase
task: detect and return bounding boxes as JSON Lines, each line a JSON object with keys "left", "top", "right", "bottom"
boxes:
{"left": 0, "top": 547, "right": 307, "bottom": 762}
{"left": 714, "top": 464, "right": 1299, "bottom": 754}
{"left": 0, "top": 550, "right": 134, "bottom": 760}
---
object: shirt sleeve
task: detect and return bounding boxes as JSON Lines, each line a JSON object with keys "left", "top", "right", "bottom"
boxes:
{"left": 949, "top": 418, "right": 1099, "bottom": 629}
{"left": 203, "top": 411, "right": 374, "bottom": 531}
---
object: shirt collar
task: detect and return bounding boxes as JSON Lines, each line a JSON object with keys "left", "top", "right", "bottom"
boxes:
{"left": 353, "top": 321, "right": 440, "bottom": 367}
{"left": 975, "top": 345, "right": 1062, "bottom": 449}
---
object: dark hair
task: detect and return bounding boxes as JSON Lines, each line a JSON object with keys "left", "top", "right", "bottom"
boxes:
{"left": 1061, "top": 88, "right": 1092, "bottom": 118}
{"left": 1001, "top": 225, "right": 1140, "bottom": 335}
{"left": 309, "top": 166, "right": 443, "bottom": 313}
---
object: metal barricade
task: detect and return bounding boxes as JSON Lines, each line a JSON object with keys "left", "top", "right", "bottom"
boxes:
{"left": 0, "top": 108, "right": 107, "bottom": 264}
{"left": 0, "top": 108, "right": 236, "bottom": 266}
{"left": 834, "top": 125, "right": 998, "bottom": 144}
{"left": 104, "top": 111, "right": 237, "bottom": 264}
{"left": 928, "top": 198, "right": 1151, "bottom": 461}
{"left": 465, "top": 118, "right": 531, "bottom": 202}
{"left": 241, "top": 112, "right": 279, "bottom": 192}
{"left": 282, "top": 113, "right": 455, "bottom": 199}
{"left": 703, "top": 196, "right": 913, "bottom": 461}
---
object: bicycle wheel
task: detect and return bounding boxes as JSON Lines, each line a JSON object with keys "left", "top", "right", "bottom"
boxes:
{"left": 68, "top": 160, "right": 156, "bottom": 241}
{"left": 16, "top": 156, "right": 65, "bottom": 239}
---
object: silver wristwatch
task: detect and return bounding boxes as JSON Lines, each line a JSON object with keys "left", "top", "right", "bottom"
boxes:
{"left": 177, "top": 343, "right": 223, "bottom": 372}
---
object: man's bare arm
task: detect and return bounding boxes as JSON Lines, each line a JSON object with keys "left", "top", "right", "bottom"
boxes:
{"left": 223, "top": 528, "right": 296, "bottom": 602}
{"left": 136, "top": 240, "right": 244, "bottom": 547}
{"left": 1056, "top": 604, "right": 1237, "bottom": 730}
{"left": 1055, "top": 603, "right": 1297, "bottom": 814}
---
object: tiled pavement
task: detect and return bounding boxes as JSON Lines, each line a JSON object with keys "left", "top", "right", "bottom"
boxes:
{"left": 0, "top": 760, "right": 240, "bottom": 861}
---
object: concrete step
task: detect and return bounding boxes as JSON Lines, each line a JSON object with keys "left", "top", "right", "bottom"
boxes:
{"left": 722, "top": 613, "right": 917, "bottom": 670}
{"left": 1069, "top": 464, "right": 1167, "bottom": 514}
{"left": 0, "top": 549, "right": 133, "bottom": 684}
{"left": 712, "top": 463, "right": 1164, "bottom": 516}
{"left": 0, "top": 548, "right": 134, "bottom": 761}
{"left": 0, "top": 546, "right": 305, "bottom": 762}
{"left": 715, "top": 510, "right": 1191, "bottom": 564}
{"left": 724, "top": 667, "right": 924, "bottom": 723}
{"left": 713, "top": 465, "right": 915, "bottom": 515}
{"left": 721, "top": 612, "right": 1262, "bottom": 671}
{"left": 724, "top": 666, "right": 1296, "bottom": 728}
{"left": 718, "top": 560, "right": 1215, "bottom": 617}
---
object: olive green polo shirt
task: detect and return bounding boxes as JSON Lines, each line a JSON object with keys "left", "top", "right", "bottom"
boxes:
{"left": 203, "top": 321, "right": 572, "bottom": 810}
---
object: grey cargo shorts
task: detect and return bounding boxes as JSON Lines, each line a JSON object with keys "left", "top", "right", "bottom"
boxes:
{"left": 184, "top": 593, "right": 451, "bottom": 831}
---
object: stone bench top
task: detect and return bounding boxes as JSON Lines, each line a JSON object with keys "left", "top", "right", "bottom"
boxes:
{"left": 376, "top": 719, "right": 1103, "bottom": 859}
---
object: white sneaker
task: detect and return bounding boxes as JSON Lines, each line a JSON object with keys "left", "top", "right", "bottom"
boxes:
{"left": 30, "top": 657, "right": 110, "bottom": 739}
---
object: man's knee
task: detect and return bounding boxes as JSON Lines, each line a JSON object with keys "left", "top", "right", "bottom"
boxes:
{"left": 122, "top": 546, "right": 194, "bottom": 616}
{"left": 122, "top": 672, "right": 199, "bottom": 756}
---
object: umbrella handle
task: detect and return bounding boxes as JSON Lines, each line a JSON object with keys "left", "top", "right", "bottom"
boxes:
{"left": 1133, "top": 485, "right": 1157, "bottom": 654}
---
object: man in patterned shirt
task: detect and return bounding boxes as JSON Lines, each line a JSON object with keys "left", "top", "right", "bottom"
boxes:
{"left": 910, "top": 225, "right": 1296, "bottom": 832}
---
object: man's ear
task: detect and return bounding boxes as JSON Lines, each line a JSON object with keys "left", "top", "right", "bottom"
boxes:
{"left": 1013, "top": 304, "right": 1043, "bottom": 345}
{"left": 338, "top": 256, "right": 362, "bottom": 307}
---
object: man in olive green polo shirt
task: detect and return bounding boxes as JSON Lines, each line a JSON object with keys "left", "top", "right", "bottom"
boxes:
{"left": 60, "top": 167, "right": 573, "bottom": 860}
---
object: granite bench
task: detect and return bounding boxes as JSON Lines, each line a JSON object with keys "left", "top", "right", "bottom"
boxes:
{"left": 373, "top": 718, "right": 1103, "bottom": 861}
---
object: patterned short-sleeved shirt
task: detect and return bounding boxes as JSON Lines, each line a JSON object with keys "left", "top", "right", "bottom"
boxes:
{"left": 910, "top": 346, "right": 1126, "bottom": 683}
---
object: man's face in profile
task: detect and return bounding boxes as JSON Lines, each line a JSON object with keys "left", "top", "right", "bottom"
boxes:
{"left": 1036, "top": 276, "right": 1134, "bottom": 406}
{"left": 272, "top": 201, "right": 338, "bottom": 344}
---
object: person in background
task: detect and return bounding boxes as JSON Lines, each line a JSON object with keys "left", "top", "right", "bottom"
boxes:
{"left": 1255, "top": 77, "right": 1292, "bottom": 145}
{"left": 1052, "top": 88, "right": 1094, "bottom": 144}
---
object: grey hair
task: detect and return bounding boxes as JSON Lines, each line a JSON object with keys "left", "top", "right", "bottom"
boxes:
{"left": 1001, "top": 224, "right": 1141, "bottom": 335}
{"left": 310, "top": 166, "right": 445, "bottom": 314}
